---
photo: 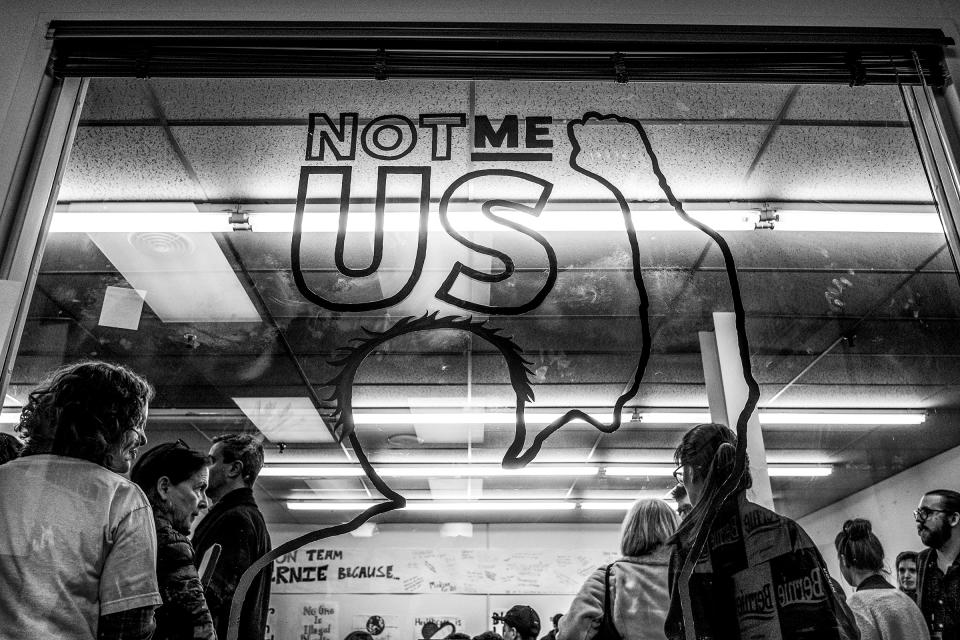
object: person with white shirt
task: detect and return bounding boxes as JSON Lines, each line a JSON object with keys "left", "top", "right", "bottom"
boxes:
{"left": 0, "top": 360, "right": 160, "bottom": 640}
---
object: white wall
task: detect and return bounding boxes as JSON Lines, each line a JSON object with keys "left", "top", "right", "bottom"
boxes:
{"left": 265, "top": 522, "right": 620, "bottom": 640}
{"left": 798, "top": 442, "right": 960, "bottom": 593}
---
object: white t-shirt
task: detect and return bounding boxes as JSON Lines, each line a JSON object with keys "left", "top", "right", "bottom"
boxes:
{"left": 0, "top": 454, "right": 162, "bottom": 639}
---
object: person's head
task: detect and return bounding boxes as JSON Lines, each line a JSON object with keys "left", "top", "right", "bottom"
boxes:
{"left": 501, "top": 605, "right": 540, "bottom": 640}
{"left": 620, "top": 498, "right": 679, "bottom": 556}
{"left": 345, "top": 632, "right": 374, "bottom": 640}
{"left": 16, "top": 361, "right": 153, "bottom": 473}
{"left": 895, "top": 550, "right": 918, "bottom": 592}
{"left": 834, "top": 518, "right": 885, "bottom": 586}
{"left": 206, "top": 433, "right": 264, "bottom": 501}
{"left": 131, "top": 441, "right": 211, "bottom": 534}
{"left": 668, "top": 483, "right": 692, "bottom": 519}
{"left": 915, "top": 489, "right": 960, "bottom": 550}
{"left": 673, "top": 423, "right": 750, "bottom": 508}
{"left": 550, "top": 614, "right": 562, "bottom": 632}
{"left": 0, "top": 433, "right": 24, "bottom": 464}
{"left": 447, "top": 634, "right": 471, "bottom": 640}
{"left": 473, "top": 632, "right": 503, "bottom": 640}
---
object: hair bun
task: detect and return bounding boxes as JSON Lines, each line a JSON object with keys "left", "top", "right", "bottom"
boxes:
{"left": 842, "top": 518, "right": 872, "bottom": 539}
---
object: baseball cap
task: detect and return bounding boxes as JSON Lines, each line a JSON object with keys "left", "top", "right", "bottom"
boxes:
{"left": 503, "top": 605, "right": 540, "bottom": 638}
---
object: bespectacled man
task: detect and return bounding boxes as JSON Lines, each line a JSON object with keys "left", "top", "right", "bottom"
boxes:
{"left": 914, "top": 490, "right": 960, "bottom": 639}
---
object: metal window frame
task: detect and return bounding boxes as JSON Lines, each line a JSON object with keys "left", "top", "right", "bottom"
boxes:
{"left": 47, "top": 21, "right": 952, "bottom": 85}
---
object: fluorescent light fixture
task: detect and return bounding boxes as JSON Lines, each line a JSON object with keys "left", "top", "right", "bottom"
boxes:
{"left": 51, "top": 212, "right": 232, "bottom": 233}
{"left": 287, "top": 501, "right": 375, "bottom": 511}
{"left": 767, "top": 466, "right": 833, "bottom": 477}
{"left": 261, "top": 464, "right": 599, "bottom": 478}
{"left": 636, "top": 412, "right": 712, "bottom": 423}
{"left": 579, "top": 502, "right": 637, "bottom": 510}
{"left": 348, "top": 409, "right": 924, "bottom": 426}
{"left": 759, "top": 412, "right": 925, "bottom": 425}
{"left": 286, "top": 500, "right": 575, "bottom": 511}
{"left": 351, "top": 411, "right": 703, "bottom": 425}
{"left": 49, "top": 206, "right": 945, "bottom": 235}
{"left": 0, "top": 412, "right": 19, "bottom": 424}
{"left": 232, "top": 397, "right": 335, "bottom": 444}
{"left": 263, "top": 462, "right": 828, "bottom": 479}
{"left": 604, "top": 465, "right": 675, "bottom": 477}
{"left": 604, "top": 464, "right": 833, "bottom": 478}
{"left": 3, "top": 394, "right": 21, "bottom": 408}
{"left": 773, "top": 210, "right": 943, "bottom": 234}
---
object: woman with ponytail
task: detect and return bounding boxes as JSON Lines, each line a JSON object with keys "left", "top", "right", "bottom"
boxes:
{"left": 835, "top": 518, "right": 928, "bottom": 640}
{"left": 664, "top": 423, "right": 859, "bottom": 640}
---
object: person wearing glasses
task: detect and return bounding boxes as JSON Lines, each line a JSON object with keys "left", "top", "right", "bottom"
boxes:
{"left": 0, "top": 361, "right": 160, "bottom": 640}
{"left": 914, "top": 490, "right": 960, "bottom": 639}
{"left": 664, "top": 423, "right": 858, "bottom": 640}
{"left": 834, "top": 518, "right": 928, "bottom": 640}
{"left": 131, "top": 441, "right": 216, "bottom": 640}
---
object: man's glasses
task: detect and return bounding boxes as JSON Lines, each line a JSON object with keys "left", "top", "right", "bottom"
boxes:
{"left": 914, "top": 507, "right": 951, "bottom": 521}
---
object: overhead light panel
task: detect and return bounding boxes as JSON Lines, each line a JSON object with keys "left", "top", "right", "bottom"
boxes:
{"left": 233, "top": 397, "right": 335, "bottom": 444}
{"left": 760, "top": 412, "right": 925, "bottom": 425}
{"left": 287, "top": 500, "right": 576, "bottom": 511}
{"left": 261, "top": 464, "right": 600, "bottom": 478}
{"left": 50, "top": 205, "right": 945, "bottom": 235}
{"left": 766, "top": 466, "right": 833, "bottom": 477}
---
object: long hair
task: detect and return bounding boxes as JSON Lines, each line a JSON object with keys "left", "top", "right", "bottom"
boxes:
{"left": 669, "top": 423, "right": 751, "bottom": 542}
{"left": 620, "top": 498, "right": 679, "bottom": 556}
{"left": 16, "top": 361, "right": 153, "bottom": 465}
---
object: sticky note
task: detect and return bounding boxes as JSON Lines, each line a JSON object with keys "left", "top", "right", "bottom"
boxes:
{"left": 98, "top": 286, "right": 146, "bottom": 330}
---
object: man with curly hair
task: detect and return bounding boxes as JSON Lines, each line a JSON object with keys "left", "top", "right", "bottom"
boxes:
{"left": 0, "top": 360, "right": 161, "bottom": 640}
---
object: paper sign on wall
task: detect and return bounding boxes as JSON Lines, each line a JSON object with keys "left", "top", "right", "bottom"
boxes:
{"left": 414, "top": 616, "right": 464, "bottom": 640}
{"left": 265, "top": 598, "right": 339, "bottom": 640}
{"left": 98, "top": 286, "right": 146, "bottom": 330}
{"left": 271, "top": 546, "right": 616, "bottom": 595}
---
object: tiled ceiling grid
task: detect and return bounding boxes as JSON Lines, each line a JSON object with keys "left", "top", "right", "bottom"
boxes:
{"left": 8, "top": 77, "right": 957, "bottom": 524}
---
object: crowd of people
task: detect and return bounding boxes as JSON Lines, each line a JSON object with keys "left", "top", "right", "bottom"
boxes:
{"left": 0, "top": 360, "right": 958, "bottom": 640}
{"left": 0, "top": 361, "right": 272, "bottom": 640}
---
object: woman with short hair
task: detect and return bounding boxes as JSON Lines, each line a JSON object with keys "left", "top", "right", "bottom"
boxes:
{"left": 559, "top": 498, "right": 678, "bottom": 640}
{"left": 132, "top": 441, "right": 217, "bottom": 640}
{"left": 835, "top": 518, "right": 929, "bottom": 640}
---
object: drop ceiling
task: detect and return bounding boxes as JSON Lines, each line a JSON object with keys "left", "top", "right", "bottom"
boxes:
{"left": 6, "top": 77, "right": 960, "bottom": 526}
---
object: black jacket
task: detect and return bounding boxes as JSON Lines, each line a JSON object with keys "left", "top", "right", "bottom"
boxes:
{"left": 192, "top": 488, "right": 272, "bottom": 640}
{"left": 154, "top": 514, "right": 216, "bottom": 640}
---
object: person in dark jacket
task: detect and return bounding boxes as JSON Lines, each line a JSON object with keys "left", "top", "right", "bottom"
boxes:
{"left": 193, "top": 433, "right": 272, "bottom": 640}
{"left": 132, "top": 440, "right": 216, "bottom": 640}
{"left": 665, "top": 423, "right": 860, "bottom": 640}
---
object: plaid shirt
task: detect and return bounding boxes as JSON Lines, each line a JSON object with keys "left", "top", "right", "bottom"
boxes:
{"left": 917, "top": 548, "right": 960, "bottom": 639}
{"left": 98, "top": 607, "right": 156, "bottom": 640}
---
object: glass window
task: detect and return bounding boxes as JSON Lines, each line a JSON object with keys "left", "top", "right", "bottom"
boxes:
{"left": 4, "top": 76, "right": 955, "bottom": 638}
